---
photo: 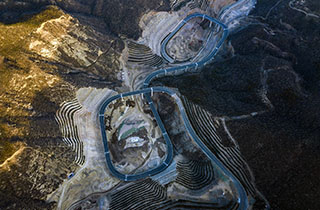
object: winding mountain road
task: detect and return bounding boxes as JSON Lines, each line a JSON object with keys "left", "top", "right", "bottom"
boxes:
{"left": 99, "top": 12, "right": 249, "bottom": 210}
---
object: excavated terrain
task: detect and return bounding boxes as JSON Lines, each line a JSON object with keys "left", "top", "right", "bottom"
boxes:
{"left": 0, "top": 0, "right": 319, "bottom": 209}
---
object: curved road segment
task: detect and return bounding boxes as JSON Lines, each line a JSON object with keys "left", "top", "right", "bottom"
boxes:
{"left": 160, "top": 13, "right": 227, "bottom": 63}
{"left": 99, "top": 13, "right": 250, "bottom": 209}
{"left": 98, "top": 88, "right": 174, "bottom": 182}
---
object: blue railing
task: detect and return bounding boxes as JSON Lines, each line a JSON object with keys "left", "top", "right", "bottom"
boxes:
{"left": 98, "top": 13, "right": 249, "bottom": 210}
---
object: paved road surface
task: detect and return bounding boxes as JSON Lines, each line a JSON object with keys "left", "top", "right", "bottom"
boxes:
{"left": 98, "top": 12, "right": 250, "bottom": 210}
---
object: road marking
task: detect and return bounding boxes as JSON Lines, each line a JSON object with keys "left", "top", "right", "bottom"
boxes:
{"left": 164, "top": 162, "right": 169, "bottom": 166}
{"left": 104, "top": 151, "right": 110, "bottom": 155}
{"left": 99, "top": 114, "right": 104, "bottom": 117}
{"left": 151, "top": 87, "right": 154, "bottom": 97}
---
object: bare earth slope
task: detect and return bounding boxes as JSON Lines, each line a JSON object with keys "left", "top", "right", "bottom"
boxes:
{"left": 0, "top": 0, "right": 319, "bottom": 209}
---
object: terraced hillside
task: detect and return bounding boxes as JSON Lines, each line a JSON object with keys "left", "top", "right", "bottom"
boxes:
{"left": 1, "top": 0, "right": 319, "bottom": 209}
